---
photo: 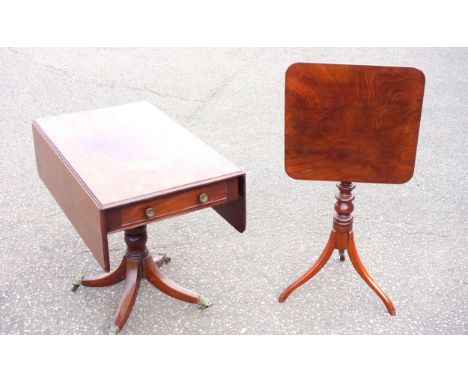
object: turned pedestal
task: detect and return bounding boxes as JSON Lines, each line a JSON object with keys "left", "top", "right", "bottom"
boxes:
{"left": 33, "top": 102, "right": 246, "bottom": 334}
{"left": 281, "top": 63, "right": 425, "bottom": 315}
{"left": 72, "top": 225, "right": 212, "bottom": 334}
{"left": 278, "top": 182, "right": 396, "bottom": 315}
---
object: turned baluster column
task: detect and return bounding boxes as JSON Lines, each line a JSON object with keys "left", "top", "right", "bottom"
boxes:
{"left": 124, "top": 225, "right": 149, "bottom": 262}
{"left": 333, "top": 182, "right": 355, "bottom": 260}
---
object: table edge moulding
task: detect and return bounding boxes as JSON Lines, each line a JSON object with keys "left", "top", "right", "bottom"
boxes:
{"left": 278, "top": 63, "right": 425, "bottom": 316}
{"left": 33, "top": 101, "right": 246, "bottom": 333}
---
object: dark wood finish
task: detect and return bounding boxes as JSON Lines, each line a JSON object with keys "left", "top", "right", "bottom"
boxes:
{"left": 113, "top": 259, "right": 140, "bottom": 332}
{"left": 103, "top": 176, "right": 243, "bottom": 233}
{"left": 78, "top": 226, "right": 203, "bottom": 333}
{"left": 33, "top": 126, "right": 110, "bottom": 270}
{"left": 347, "top": 231, "right": 395, "bottom": 315}
{"left": 213, "top": 174, "right": 246, "bottom": 233}
{"left": 33, "top": 102, "right": 246, "bottom": 271}
{"left": 77, "top": 226, "right": 207, "bottom": 334}
{"left": 120, "top": 180, "right": 231, "bottom": 227}
{"left": 285, "top": 63, "right": 425, "bottom": 184}
{"left": 80, "top": 255, "right": 126, "bottom": 287}
{"left": 33, "top": 102, "right": 246, "bottom": 333}
{"left": 34, "top": 101, "right": 243, "bottom": 208}
{"left": 144, "top": 255, "right": 199, "bottom": 304}
{"left": 281, "top": 63, "right": 424, "bottom": 315}
{"left": 279, "top": 182, "right": 396, "bottom": 315}
{"left": 278, "top": 231, "right": 336, "bottom": 301}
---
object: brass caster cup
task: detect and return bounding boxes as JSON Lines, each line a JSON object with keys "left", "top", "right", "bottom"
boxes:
{"left": 158, "top": 253, "right": 171, "bottom": 264}
{"left": 197, "top": 296, "right": 213, "bottom": 310}
{"left": 109, "top": 325, "right": 120, "bottom": 335}
{"left": 71, "top": 278, "right": 82, "bottom": 292}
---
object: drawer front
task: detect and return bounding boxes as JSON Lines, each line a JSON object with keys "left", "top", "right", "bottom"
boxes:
{"left": 120, "top": 181, "right": 230, "bottom": 227}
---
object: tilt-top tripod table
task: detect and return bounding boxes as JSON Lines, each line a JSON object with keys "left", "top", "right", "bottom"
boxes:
{"left": 278, "top": 63, "right": 425, "bottom": 315}
{"left": 33, "top": 102, "right": 246, "bottom": 334}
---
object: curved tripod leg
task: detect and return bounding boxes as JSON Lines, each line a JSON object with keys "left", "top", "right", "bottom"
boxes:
{"left": 347, "top": 232, "right": 396, "bottom": 316}
{"left": 278, "top": 231, "right": 336, "bottom": 303}
{"left": 75, "top": 255, "right": 126, "bottom": 289}
{"left": 110, "top": 260, "right": 141, "bottom": 334}
{"left": 143, "top": 256, "right": 205, "bottom": 306}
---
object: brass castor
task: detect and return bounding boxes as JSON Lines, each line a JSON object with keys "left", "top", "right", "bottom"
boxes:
{"left": 72, "top": 226, "right": 210, "bottom": 333}
{"left": 71, "top": 277, "right": 82, "bottom": 292}
{"left": 197, "top": 295, "right": 213, "bottom": 310}
{"left": 157, "top": 253, "right": 171, "bottom": 264}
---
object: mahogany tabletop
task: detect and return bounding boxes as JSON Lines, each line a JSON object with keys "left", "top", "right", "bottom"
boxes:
{"left": 285, "top": 63, "right": 425, "bottom": 184}
{"left": 33, "top": 102, "right": 246, "bottom": 271}
{"left": 33, "top": 102, "right": 243, "bottom": 209}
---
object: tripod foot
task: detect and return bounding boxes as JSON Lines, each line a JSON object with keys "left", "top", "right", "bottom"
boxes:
{"left": 348, "top": 232, "right": 396, "bottom": 316}
{"left": 197, "top": 296, "right": 213, "bottom": 309}
{"left": 278, "top": 231, "right": 336, "bottom": 303}
{"left": 109, "top": 325, "right": 120, "bottom": 335}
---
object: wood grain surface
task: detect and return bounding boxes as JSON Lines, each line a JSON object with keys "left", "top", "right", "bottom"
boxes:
{"left": 120, "top": 180, "right": 230, "bottom": 227}
{"left": 33, "top": 101, "right": 246, "bottom": 271}
{"left": 34, "top": 101, "right": 244, "bottom": 208}
{"left": 213, "top": 174, "right": 246, "bottom": 233}
{"left": 33, "top": 126, "right": 110, "bottom": 270}
{"left": 285, "top": 63, "right": 425, "bottom": 183}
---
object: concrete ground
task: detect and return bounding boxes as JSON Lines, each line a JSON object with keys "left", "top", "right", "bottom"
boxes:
{"left": 0, "top": 48, "right": 466, "bottom": 335}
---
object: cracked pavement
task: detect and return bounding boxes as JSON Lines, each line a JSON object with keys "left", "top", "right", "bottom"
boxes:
{"left": 0, "top": 48, "right": 466, "bottom": 334}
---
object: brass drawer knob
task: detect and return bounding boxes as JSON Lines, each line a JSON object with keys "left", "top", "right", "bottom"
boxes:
{"left": 145, "top": 207, "right": 155, "bottom": 218}
{"left": 199, "top": 193, "right": 209, "bottom": 203}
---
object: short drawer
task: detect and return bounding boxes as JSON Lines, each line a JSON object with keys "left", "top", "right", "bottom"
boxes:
{"left": 120, "top": 181, "right": 230, "bottom": 226}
